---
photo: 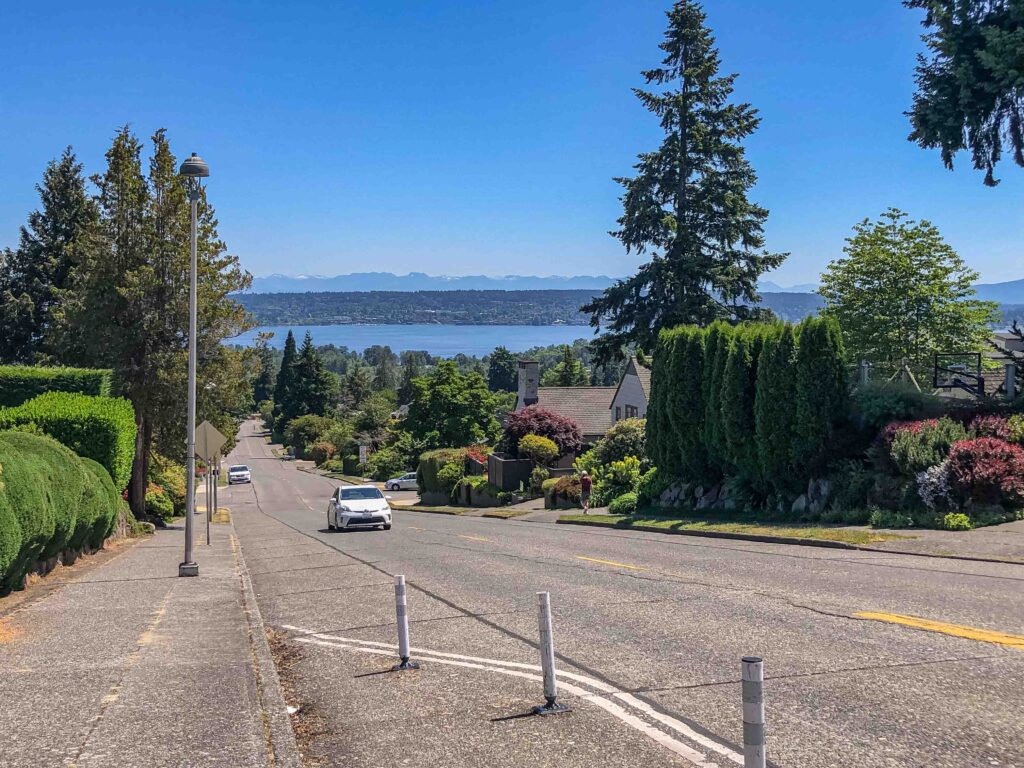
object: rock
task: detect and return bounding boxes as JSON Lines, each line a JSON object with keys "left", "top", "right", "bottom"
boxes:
{"left": 807, "top": 478, "right": 834, "bottom": 516}
{"left": 696, "top": 484, "right": 720, "bottom": 510}
{"left": 791, "top": 494, "right": 808, "bottom": 515}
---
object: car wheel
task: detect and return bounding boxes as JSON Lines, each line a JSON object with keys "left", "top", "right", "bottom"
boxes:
{"left": 383, "top": 523, "right": 392, "bottom": 530}
{"left": 327, "top": 515, "right": 336, "bottom": 531}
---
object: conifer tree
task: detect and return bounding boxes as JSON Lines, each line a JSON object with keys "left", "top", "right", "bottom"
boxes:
{"left": 792, "top": 318, "right": 847, "bottom": 475}
{"left": 252, "top": 332, "right": 277, "bottom": 405}
{"left": 583, "top": 1, "right": 785, "bottom": 359}
{"left": 667, "top": 326, "right": 706, "bottom": 481}
{"left": 0, "top": 147, "right": 98, "bottom": 363}
{"left": 487, "top": 346, "right": 518, "bottom": 392}
{"left": 292, "top": 332, "right": 338, "bottom": 417}
{"left": 754, "top": 323, "right": 799, "bottom": 496}
{"left": 272, "top": 330, "right": 299, "bottom": 436}
{"left": 646, "top": 329, "right": 678, "bottom": 474}
{"left": 702, "top": 322, "right": 732, "bottom": 474}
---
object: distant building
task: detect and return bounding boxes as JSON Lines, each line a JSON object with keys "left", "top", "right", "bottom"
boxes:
{"left": 514, "top": 357, "right": 650, "bottom": 445}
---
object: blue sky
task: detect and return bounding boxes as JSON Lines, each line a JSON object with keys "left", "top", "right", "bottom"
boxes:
{"left": 1, "top": 1, "right": 1021, "bottom": 285}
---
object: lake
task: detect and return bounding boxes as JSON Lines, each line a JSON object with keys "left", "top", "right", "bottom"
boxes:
{"left": 230, "top": 324, "right": 595, "bottom": 357}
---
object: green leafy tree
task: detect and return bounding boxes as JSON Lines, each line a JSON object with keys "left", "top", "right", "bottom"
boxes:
{"left": 0, "top": 147, "right": 97, "bottom": 364}
{"left": 364, "top": 345, "right": 399, "bottom": 391}
{"left": 755, "top": 323, "right": 799, "bottom": 495}
{"left": 487, "top": 346, "right": 519, "bottom": 392}
{"left": 341, "top": 363, "right": 375, "bottom": 411}
{"left": 819, "top": 209, "right": 999, "bottom": 371}
{"left": 583, "top": 1, "right": 785, "bottom": 359}
{"left": 541, "top": 345, "right": 589, "bottom": 386}
{"left": 405, "top": 361, "right": 499, "bottom": 449}
{"left": 906, "top": 0, "right": 1024, "bottom": 185}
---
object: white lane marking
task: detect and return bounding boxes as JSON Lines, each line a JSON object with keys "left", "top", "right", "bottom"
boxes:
{"left": 283, "top": 624, "right": 741, "bottom": 765}
{"left": 295, "top": 636, "right": 717, "bottom": 767}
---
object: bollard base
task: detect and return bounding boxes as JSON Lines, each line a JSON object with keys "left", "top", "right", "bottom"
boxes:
{"left": 532, "top": 697, "right": 570, "bottom": 716}
{"left": 391, "top": 657, "right": 420, "bottom": 672}
{"left": 178, "top": 562, "right": 199, "bottom": 577}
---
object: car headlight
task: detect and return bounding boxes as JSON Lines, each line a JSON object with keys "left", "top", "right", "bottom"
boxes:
{"left": 337, "top": 505, "right": 351, "bottom": 513}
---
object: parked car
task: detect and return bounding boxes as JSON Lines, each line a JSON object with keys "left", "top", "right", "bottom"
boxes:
{"left": 227, "top": 464, "right": 252, "bottom": 484}
{"left": 385, "top": 472, "right": 418, "bottom": 491}
{"left": 327, "top": 485, "right": 393, "bottom": 531}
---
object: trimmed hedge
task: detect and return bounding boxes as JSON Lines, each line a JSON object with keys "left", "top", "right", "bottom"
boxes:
{"left": 0, "top": 391, "right": 136, "bottom": 490}
{"left": 417, "top": 448, "right": 469, "bottom": 495}
{"left": 0, "top": 365, "right": 113, "bottom": 407}
{"left": 755, "top": 323, "right": 799, "bottom": 495}
{"left": 0, "top": 432, "right": 123, "bottom": 592}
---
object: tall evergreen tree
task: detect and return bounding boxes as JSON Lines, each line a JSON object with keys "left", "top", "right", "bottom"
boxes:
{"left": 542, "top": 345, "right": 589, "bottom": 386}
{"left": 583, "top": 1, "right": 785, "bottom": 359}
{"left": 754, "top": 324, "right": 799, "bottom": 496}
{"left": 667, "top": 326, "right": 706, "bottom": 481}
{"left": 272, "top": 330, "right": 299, "bottom": 435}
{"left": 0, "top": 148, "right": 97, "bottom": 363}
{"left": 487, "top": 346, "right": 519, "bottom": 392}
{"left": 397, "top": 355, "right": 422, "bottom": 404}
{"left": 252, "top": 332, "right": 277, "bottom": 404}
{"left": 292, "top": 332, "right": 338, "bottom": 417}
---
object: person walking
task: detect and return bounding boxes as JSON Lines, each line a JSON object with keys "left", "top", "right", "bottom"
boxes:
{"left": 580, "top": 471, "right": 592, "bottom": 514}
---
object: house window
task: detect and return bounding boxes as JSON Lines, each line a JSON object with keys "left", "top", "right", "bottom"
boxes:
{"left": 615, "top": 406, "right": 622, "bottom": 421}
{"left": 625, "top": 405, "right": 638, "bottom": 418}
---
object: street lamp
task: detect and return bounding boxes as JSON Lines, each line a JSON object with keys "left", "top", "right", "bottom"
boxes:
{"left": 178, "top": 152, "right": 209, "bottom": 577}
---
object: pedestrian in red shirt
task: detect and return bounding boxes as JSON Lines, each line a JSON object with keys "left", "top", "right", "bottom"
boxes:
{"left": 580, "top": 471, "right": 592, "bottom": 514}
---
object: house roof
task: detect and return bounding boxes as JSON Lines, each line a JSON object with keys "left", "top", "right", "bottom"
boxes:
{"left": 535, "top": 387, "right": 616, "bottom": 437}
{"left": 609, "top": 357, "right": 652, "bottom": 409}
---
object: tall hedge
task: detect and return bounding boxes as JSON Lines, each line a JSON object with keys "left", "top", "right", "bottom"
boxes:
{"left": 720, "top": 325, "right": 765, "bottom": 484}
{"left": 417, "top": 448, "right": 469, "bottom": 494}
{"left": 667, "top": 326, "right": 706, "bottom": 481}
{"left": 792, "top": 317, "right": 848, "bottom": 474}
{"left": 647, "top": 329, "right": 678, "bottom": 475}
{"left": 0, "top": 433, "right": 123, "bottom": 592}
{"left": 0, "top": 391, "right": 136, "bottom": 490}
{"left": 0, "top": 365, "right": 113, "bottom": 407}
{"left": 755, "top": 323, "right": 799, "bottom": 495}
{"left": 703, "top": 322, "right": 733, "bottom": 474}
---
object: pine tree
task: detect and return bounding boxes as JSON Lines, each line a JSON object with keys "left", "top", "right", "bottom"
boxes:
{"left": 292, "top": 332, "right": 338, "bottom": 416}
{"left": 0, "top": 147, "right": 98, "bottom": 363}
{"left": 272, "top": 330, "right": 299, "bottom": 436}
{"left": 397, "top": 355, "right": 422, "bottom": 404}
{"left": 252, "top": 332, "right": 277, "bottom": 404}
{"left": 583, "top": 1, "right": 785, "bottom": 359}
{"left": 542, "top": 345, "right": 589, "bottom": 386}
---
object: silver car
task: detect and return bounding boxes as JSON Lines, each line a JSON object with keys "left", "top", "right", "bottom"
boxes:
{"left": 385, "top": 472, "right": 418, "bottom": 491}
{"left": 327, "top": 485, "right": 393, "bottom": 531}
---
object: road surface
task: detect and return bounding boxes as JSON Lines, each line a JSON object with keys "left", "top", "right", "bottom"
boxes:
{"left": 224, "top": 419, "right": 1024, "bottom": 767}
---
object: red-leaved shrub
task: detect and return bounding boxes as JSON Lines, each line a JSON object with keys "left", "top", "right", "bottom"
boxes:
{"left": 946, "top": 438, "right": 1024, "bottom": 506}
{"left": 878, "top": 419, "right": 939, "bottom": 450}
{"left": 503, "top": 406, "right": 583, "bottom": 457}
{"left": 968, "top": 415, "right": 1011, "bottom": 441}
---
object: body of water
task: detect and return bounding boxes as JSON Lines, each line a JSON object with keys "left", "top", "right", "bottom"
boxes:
{"left": 231, "top": 324, "right": 594, "bottom": 357}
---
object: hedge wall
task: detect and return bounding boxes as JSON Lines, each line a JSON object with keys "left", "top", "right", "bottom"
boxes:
{"left": 0, "top": 365, "right": 113, "bottom": 407}
{"left": 0, "top": 432, "right": 123, "bottom": 592}
{"left": 647, "top": 318, "right": 848, "bottom": 500}
{"left": 417, "top": 447, "right": 469, "bottom": 494}
{"left": 0, "top": 391, "right": 136, "bottom": 490}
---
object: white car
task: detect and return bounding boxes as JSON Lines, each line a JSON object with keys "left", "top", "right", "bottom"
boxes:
{"left": 227, "top": 464, "right": 252, "bottom": 484}
{"left": 327, "top": 485, "right": 393, "bottom": 531}
{"left": 385, "top": 472, "right": 418, "bottom": 491}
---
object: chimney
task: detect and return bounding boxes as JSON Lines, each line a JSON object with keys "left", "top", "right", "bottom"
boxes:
{"left": 518, "top": 360, "right": 539, "bottom": 408}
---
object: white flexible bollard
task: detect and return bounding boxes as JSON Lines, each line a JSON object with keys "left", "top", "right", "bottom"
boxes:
{"left": 391, "top": 575, "right": 420, "bottom": 671}
{"left": 533, "top": 591, "right": 569, "bottom": 715}
{"left": 742, "top": 656, "right": 766, "bottom": 768}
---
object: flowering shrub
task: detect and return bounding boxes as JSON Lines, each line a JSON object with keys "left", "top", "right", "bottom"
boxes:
{"left": 878, "top": 419, "right": 938, "bottom": 451}
{"left": 915, "top": 460, "right": 955, "bottom": 513}
{"left": 888, "top": 417, "right": 966, "bottom": 475}
{"left": 946, "top": 438, "right": 1024, "bottom": 506}
{"left": 968, "top": 415, "right": 1011, "bottom": 441}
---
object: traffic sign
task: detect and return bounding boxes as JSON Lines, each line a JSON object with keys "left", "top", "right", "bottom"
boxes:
{"left": 195, "top": 420, "right": 227, "bottom": 462}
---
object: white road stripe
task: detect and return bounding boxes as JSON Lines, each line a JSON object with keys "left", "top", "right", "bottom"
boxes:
{"left": 284, "top": 625, "right": 741, "bottom": 766}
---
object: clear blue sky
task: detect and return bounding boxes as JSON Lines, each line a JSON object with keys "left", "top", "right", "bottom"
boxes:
{"left": 1, "top": 1, "right": 1021, "bottom": 285}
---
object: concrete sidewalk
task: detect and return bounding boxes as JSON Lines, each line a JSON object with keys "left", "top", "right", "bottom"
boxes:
{"left": 0, "top": 519, "right": 300, "bottom": 768}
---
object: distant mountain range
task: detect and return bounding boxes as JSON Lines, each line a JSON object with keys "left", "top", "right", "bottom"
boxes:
{"left": 245, "top": 272, "right": 1023, "bottom": 304}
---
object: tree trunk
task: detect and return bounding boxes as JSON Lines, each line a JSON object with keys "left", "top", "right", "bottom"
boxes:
{"left": 128, "top": 414, "right": 148, "bottom": 519}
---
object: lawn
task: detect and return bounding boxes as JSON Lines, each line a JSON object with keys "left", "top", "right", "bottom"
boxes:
{"left": 559, "top": 514, "right": 911, "bottom": 546}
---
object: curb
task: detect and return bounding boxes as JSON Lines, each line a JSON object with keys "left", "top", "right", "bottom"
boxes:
{"left": 231, "top": 527, "right": 304, "bottom": 768}
{"left": 555, "top": 518, "right": 1024, "bottom": 566}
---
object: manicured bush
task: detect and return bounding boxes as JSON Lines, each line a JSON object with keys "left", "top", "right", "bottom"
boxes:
{"left": 518, "top": 434, "right": 559, "bottom": 465}
{"left": 666, "top": 327, "right": 706, "bottom": 480}
{"left": 0, "top": 433, "right": 54, "bottom": 590}
{"left": 608, "top": 492, "right": 638, "bottom": 515}
{"left": 80, "top": 458, "right": 121, "bottom": 548}
{"left": 755, "top": 323, "right": 799, "bottom": 495}
{"left": 968, "top": 414, "right": 1011, "bottom": 440}
{"left": 792, "top": 317, "right": 847, "bottom": 474}
{"left": 145, "top": 486, "right": 175, "bottom": 522}
{"left": 0, "top": 365, "right": 113, "bottom": 407}
{"left": 647, "top": 329, "right": 678, "bottom": 474}
{"left": 942, "top": 512, "right": 973, "bottom": 531}
{"left": 946, "top": 438, "right": 1024, "bottom": 506}
{"left": 585, "top": 456, "right": 643, "bottom": 507}
{"left": 550, "top": 475, "right": 582, "bottom": 505}
{"left": 308, "top": 441, "right": 335, "bottom": 466}
{"left": 889, "top": 417, "right": 967, "bottom": 475}
{"left": 23, "top": 433, "right": 88, "bottom": 558}
{"left": 503, "top": 406, "right": 582, "bottom": 457}
{"left": 0, "top": 392, "right": 136, "bottom": 490}
{"left": 851, "top": 381, "right": 943, "bottom": 431}
{"left": 418, "top": 448, "right": 470, "bottom": 494}
{"left": 720, "top": 324, "right": 765, "bottom": 484}
{"left": 703, "top": 322, "right": 733, "bottom": 472}
{"left": 529, "top": 465, "right": 550, "bottom": 496}
{"left": 0, "top": 455, "right": 22, "bottom": 584}
{"left": 437, "top": 462, "right": 465, "bottom": 496}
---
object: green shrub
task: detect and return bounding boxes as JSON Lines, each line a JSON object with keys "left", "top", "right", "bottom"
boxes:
{"left": 720, "top": 324, "right": 765, "bottom": 483}
{"left": 703, "top": 321, "right": 733, "bottom": 472}
{"left": 647, "top": 329, "right": 678, "bottom": 474}
{"left": 529, "top": 465, "right": 550, "bottom": 496}
{"left": 145, "top": 487, "right": 175, "bottom": 522}
{"left": 0, "top": 365, "right": 113, "bottom": 407}
{"left": 541, "top": 477, "right": 560, "bottom": 493}
{"left": 828, "top": 459, "right": 874, "bottom": 513}
{"left": 942, "top": 512, "right": 973, "bottom": 531}
{"left": 366, "top": 445, "right": 409, "bottom": 481}
{"left": 792, "top": 317, "right": 847, "bottom": 475}
{"left": 518, "top": 434, "right": 559, "bottom": 465}
{"left": 0, "top": 433, "right": 54, "bottom": 590}
{"left": 637, "top": 467, "right": 671, "bottom": 507}
{"left": 869, "top": 507, "right": 915, "bottom": 529}
{"left": 591, "top": 418, "right": 649, "bottom": 470}
{"left": 666, "top": 327, "right": 706, "bottom": 481}
{"left": 436, "top": 462, "right": 465, "bottom": 496}
{"left": 889, "top": 418, "right": 967, "bottom": 475}
{"left": 551, "top": 475, "right": 582, "bottom": 503}
{"left": 851, "top": 382, "right": 943, "bottom": 431}
{"left": 1007, "top": 414, "right": 1024, "bottom": 445}
{"left": 283, "top": 415, "right": 335, "bottom": 457}
{"left": 0, "top": 454, "right": 23, "bottom": 583}
{"left": 418, "top": 448, "right": 469, "bottom": 494}
{"left": 149, "top": 455, "right": 187, "bottom": 515}
{"left": 0, "top": 392, "right": 136, "bottom": 490}
{"left": 586, "top": 456, "right": 643, "bottom": 507}
{"left": 608, "top": 492, "right": 638, "bottom": 515}
{"left": 755, "top": 323, "right": 799, "bottom": 495}
{"left": 80, "top": 458, "right": 120, "bottom": 548}
{"left": 258, "top": 399, "right": 275, "bottom": 429}
{"left": 308, "top": 441, "right": 335, "bottom": 466}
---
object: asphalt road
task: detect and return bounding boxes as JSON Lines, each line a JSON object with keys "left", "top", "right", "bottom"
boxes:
{"left": 224, "top": 419, "right": 1024, "bottom": 768}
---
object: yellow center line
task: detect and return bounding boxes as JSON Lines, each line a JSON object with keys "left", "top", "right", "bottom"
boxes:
{"left": 855, "top": 611, "right": 1024, "bottom": 650}
{"left": 458, "top": 535, "right": 494, "bottom": 543}
{"left": 576, "top": 555, "right": 646, "bottom": 571}
{"left": 408, "top": 526, "right": 424, "bottom": 531}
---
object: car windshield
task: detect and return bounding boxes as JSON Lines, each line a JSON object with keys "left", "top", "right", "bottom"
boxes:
{"left": 229, "top": 465, "right": 249, "bottom": 472}
{"left": 341, "top": 488, "right": 384, "bottom": 500}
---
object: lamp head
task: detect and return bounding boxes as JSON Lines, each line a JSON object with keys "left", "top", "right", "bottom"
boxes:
{"left": 179, "top": 152, "right": 210, "bottom": 179}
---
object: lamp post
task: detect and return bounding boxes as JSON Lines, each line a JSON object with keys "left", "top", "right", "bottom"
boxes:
{"left": 178, "top": 152, "right": 209, "bottom": 577}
